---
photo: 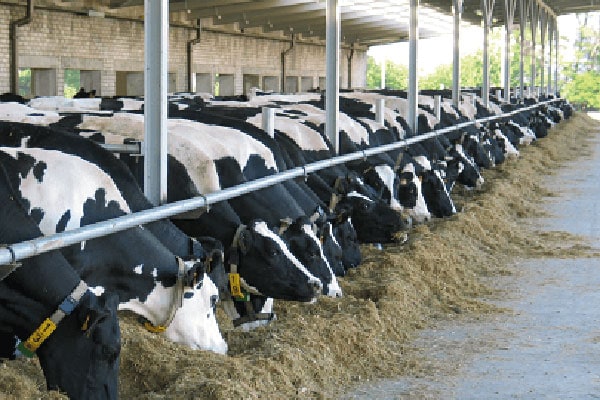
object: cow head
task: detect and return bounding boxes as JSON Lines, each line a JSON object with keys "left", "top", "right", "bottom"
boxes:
{"left": 279, "top": 216, "right": 342, "bottom": 298}
{"left": 164, "top": 259, "right": 227, "bottom": 354}
{"left": 334, "top": 191, "right": 407, "bottom": 244}
{"left": 226, "top": 220, "right": 322, "bottom": 302}
{"left": 396, "top": 162, "right": 431, "bottom": 224}
{"left": 38, "top": 291, "right": 121, "bottom": 400}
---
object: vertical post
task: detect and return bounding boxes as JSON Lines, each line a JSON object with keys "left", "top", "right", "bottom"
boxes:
{"left": 407, "top": 0, "right": 419, "bottom": 136}
{"left": 504, "top": 0, "right": 517, "bottom": 103}
{"left": 325, "top": 0, "right": 340, "bottom": 153}
{"left": 539, "top": 7, "right": 547, "bottom": 97}
{"left": 554, "top": 24, "right": 558, "bottom": 95}
{"left": 547, "top": 17, "right": 554, "bottom": 96}
{"left": 519, "top": 0, "right": 527, "bottom": 100}
{"left": 529, "top": 0, "right": 539, "bottom": 97}
{"left": 481, "top": 0, "right": 495, "bottom": 108}
{"left": 452, "top": 0, "right": 462, "bottom": 108}
{"left": 375, "top": 98, "right": 385, "bottom": 125}
{"left": 262, "top": 107, "right": 275, "bottom": 138}
{"left": 144, "top": 0, "right": 168, "bottom": 205}
{"left": 434, "top": 95, "right": 442, "bottom": 120}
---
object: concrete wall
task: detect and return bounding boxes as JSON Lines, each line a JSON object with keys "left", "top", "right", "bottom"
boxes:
{"left": 1, "top": 4, "right": 368, "bottom": 97}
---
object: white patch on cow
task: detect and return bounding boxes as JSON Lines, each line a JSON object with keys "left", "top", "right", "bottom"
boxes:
{"left": 80, "top": 241, "right": 86, "bottom": 251}
{"left": 28, "top": 96, "right": 103, "bottom": 112}
{"left": 247, "top": 109, "right": 331, "bottom": 152}
{"left": 493, "top": 129, "right": 520, "bottom": 157}
{"left": 458, "top": 97, "right": 477, "bottom": 120}
{"left": 327, "top": 223, "right": 340, "bottom": 248}
{"left": 253, "top": 221, "right": 322, "bottom": 292}
{"left": 164, "top": 273, "right": 228, "bottom": 354}
{"left": 301, "top": 223, "right": 342, "bottom": 298}
{"left": 508, "top": 121, "right": 536, "bottom": 145}
{"left": 413, "top": 155, "right": 432, "bottom": 171}
{"left": 134, "top": 264, "right": 143, "bottom": 275}
{"left": 1, "top": 147, "right": 131, "bottom": 234}
{"left": 118, "top": 98, "right": 144, "bottom": 111}
{"left": 0, "top": 102, "right": 61, "bottom": 125}
{"left": 401, "top": 163, "right": 430, "bottom": 223}
{"left": 346, "top": 191, "right": 374, "bottom": 203}
{"left": 80, "top": 113, "right": 278, "bottom": 194}
{"left": 89, "top": 286, "right": 106, "bottom": 296}
{"left": 374, "top": 165, "right": 402, "bottom": 211}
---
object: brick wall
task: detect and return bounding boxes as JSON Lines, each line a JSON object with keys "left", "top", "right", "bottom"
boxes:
{"left": 1, "top": 4, "right": 367, "bottom": 97}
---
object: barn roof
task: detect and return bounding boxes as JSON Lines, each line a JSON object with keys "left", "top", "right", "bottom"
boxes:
{"left": 32, "top": 0, "right": 600, "bottom": 46}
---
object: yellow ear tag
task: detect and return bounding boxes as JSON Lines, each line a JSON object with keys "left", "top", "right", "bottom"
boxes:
{"left": 81, "top": 314, "right": 90, "bottom": 331}
{"left": 229, "top": 273, "right": 244, "bottom": 299}
{"left": 143, "top": 321, "right": 167, "bottom": 333}
{"left": 23, "top": 318, "right": 57, "bottom": 353}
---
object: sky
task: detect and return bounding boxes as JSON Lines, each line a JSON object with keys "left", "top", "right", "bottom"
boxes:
{"left": 367, "top": 13, "right": 585, "bottom": 76}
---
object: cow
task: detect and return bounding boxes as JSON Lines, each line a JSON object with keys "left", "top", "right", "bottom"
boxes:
{"left": 0, "top": 120, "right": 324, "bottom": 305}
{"left": 74, "top": 113, "right": 343, "bottom": 296}
{"left": 0, "top": 145, "right": 228, "bottom": 354}
{"left": 0, "top": 162, "right": 121, "bottom": 399}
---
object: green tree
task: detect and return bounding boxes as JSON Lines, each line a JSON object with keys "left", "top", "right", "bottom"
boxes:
{"left": 366, "top": 57, "right": 408, "bottom": 89}
{"left": 561, "top": 71, "right": 600, "bottom": 108}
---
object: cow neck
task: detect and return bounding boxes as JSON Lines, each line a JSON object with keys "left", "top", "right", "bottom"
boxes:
{"left": 17, "top": 280, "right": 89, "bottom": 357}
{"left": 227, "top": 224, "right": 261, "bottom": 301}
{"left": 142, "top": 256, "right": 186, "bottom": 333}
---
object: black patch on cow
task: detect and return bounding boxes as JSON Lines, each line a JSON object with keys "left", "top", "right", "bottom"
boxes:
{"left": 29, "top": 208, "right": 44, "bottom": 225}
{"left": 32, "top": 161, "right": 46, "bottom": 183}
{"left": 80, "top": 188, "right": 126, "bottom": 226}
{"left": 243, "top": 154, "right": 276, "bottom": 181}
{"left": 56, "top": 210, "right": 71, "bottom": 233}
{"left": 184, "top": 292, "right": 194, "bottom": 299}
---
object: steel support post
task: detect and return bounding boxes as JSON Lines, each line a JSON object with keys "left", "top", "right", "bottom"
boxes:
{"left": 408, "top": 0, "right": 419, "bottom": 136}
{"left": 504, "top": 0, "right": 517, "bottom": 103}
{"left": 547, "top": 17, "right": 554, "bottom": 96}
{"left": 529, "top": 0, "right": 539, "bottom": 97}
{"left": 519, "top": 0, "right": 527, "bottom": 100}
{"left": 452, "top": 0, "right": 462, "bottom": 107}
{"left": 539, "top": 8, "right": 547, "bottom": 97}
{"left": 554, "top": 24, "right": 559, "bottom": 95}
{"left": 481, "top": 0, "right": 495, "bottom": 108}
{"left": 144, "top": 0, "right": 168, "bottom": 205}
{"left": 325, "top": 0, "right": 340, "bottom": 154}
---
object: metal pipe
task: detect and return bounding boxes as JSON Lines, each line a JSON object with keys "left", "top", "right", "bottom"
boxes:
{"left": 452, "top": 0, "right": 462, "bottom": 107}
{"left": 281, "top": 34, "right": 296, "bottom": 92}
{"left": 325, "top": 0, "right": 340, "bottom": 153}
{"left": 187, "top": 19, "right": 202, "bottom": 93}
{"left": 347, "top": 43, "right": 354, "bottom": 89}
{"left": 261, "top": 107, "right": 275, "bottom": 138}
{"left": 9, "top": 0, "right": 34, "bottom": 94}
{"left": 0, "top": 98, "right": 563, "bottom": 267}
{"left": 519, "top": 0, "right": 527, "bottom": 101}
{"left": 530, "top": 0, "right": 539, "bottom": 97}
{"left": 434, "top": 95, "right": 442, "bottom": 120}
{"left": 144, "top": 0, "right": 169, "bottom": 205}
{"left": 547, "top": 17, "right": 553, "bottom": 96}
{"left": 99, "top": 142, "right": 142, "bottom": 154}
{"left": 407, "top": 0, "right": 419, "bottom": 135}
{"left": 375, "top": 98, "right": 385, "bottom": 125}
{"left": 554, "top": 24, "right": 558, "bottom": 95}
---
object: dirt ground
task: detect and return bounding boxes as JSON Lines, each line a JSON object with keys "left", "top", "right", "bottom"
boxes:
{"left": 0, "top": 112, "right": 598, "bottom": 400}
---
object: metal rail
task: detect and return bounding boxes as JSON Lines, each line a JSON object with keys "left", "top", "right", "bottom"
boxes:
{"left": 0, "top": 98, "right": 562, "bottom": 266}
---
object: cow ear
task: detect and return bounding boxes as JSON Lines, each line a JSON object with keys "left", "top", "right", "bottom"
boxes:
{"left": 238, "top": 229, "right": 253, "bottom": 255}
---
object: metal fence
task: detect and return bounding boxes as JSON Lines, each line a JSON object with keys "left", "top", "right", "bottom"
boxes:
{"left": 0, "top": 98, "right": 562, "bottom": 267}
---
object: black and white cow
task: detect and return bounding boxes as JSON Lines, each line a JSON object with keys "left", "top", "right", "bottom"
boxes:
{"left": 0, "top": 145, "right": 228, "bottom": 354}
{"left": 0, "top": 162, "right": 121, "bottom": 399}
